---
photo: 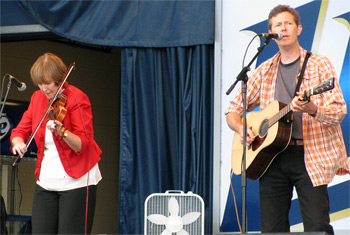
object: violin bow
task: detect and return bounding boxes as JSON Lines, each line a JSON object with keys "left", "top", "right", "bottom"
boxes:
{"left": 13, "top": 62, "right": 75, "bottom": 166}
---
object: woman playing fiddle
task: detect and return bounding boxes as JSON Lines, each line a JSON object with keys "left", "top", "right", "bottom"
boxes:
{"left": 10, "top": 52, "right": 102, "bottom": 234}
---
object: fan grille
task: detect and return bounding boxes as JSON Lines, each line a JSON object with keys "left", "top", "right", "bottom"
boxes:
{"left": 144, "top": 191, "right": 204, "bottom": 235}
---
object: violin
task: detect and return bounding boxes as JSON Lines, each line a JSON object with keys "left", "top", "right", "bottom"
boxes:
{"left": 47, "top": 93, "right": 68, "bottom": 140}
{"left": 49, "top": 94, "right": 67, "bottom": 123}
{"left": 13, "top": 62, "right": 75, "bottom": 166}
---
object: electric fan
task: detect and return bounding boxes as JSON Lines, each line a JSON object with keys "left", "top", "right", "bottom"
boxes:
{"left": 144, "top": 190, "right": 204, "bottom": 235}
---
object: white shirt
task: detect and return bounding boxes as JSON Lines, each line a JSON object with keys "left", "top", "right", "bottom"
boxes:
{"left": 37, "top": 127, "right": 102, "bottom": 191}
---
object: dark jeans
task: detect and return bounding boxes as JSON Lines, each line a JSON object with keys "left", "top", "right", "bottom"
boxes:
{"left": 32, "top": 184, "right": 97, "bottom": 234}
{"left": 259, "top": 145, "right": 333, "bottom": 234}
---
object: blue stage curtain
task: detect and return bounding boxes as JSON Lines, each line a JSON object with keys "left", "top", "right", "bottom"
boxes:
{"left": 16, "top": 0, "right": 214, "bottom": 47}
{"left": 15, "top": 1, "right": 215, "bottom": 233}
{"left": 120, "top": 45, "right": 214, "bottom": 234}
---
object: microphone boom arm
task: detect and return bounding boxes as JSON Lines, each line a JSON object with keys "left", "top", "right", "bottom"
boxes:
{"left": 226, "top": 37, "right": 271, "bottom": 95}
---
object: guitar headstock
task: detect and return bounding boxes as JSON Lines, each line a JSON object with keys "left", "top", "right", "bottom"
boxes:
{"left": 303, "top": 77, "right": 334, "bottom": 100}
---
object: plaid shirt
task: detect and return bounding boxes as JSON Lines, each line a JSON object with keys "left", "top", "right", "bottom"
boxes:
{"left": 226, "top": 46, "right": 349, "bottom": 186}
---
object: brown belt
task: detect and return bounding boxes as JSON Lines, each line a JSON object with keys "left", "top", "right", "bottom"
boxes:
{"left": 289, "top": 139, "right": 303, "bottom": 146}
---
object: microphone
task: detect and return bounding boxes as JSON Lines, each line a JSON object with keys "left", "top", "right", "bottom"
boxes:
{"left": 259, "top": 33, "right": 283, "bottom": 41}
{"left": 6, "top": 74, "right": 27, "bottom": 91}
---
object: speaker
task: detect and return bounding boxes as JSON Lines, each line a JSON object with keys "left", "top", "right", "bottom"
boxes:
{"left": 0, "top": 99, "right": 37, "bottom": 160}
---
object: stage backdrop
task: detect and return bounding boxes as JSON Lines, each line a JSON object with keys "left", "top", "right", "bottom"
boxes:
{"left": 220, "top": 0, "right": 349, "bottom": 232}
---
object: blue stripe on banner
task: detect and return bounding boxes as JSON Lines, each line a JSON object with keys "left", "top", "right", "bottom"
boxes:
{"left": 289, "top": 180, "right": 350, "bottom": 225}
{"left": 220, "top": 175, "right": 261, "bottom": 232}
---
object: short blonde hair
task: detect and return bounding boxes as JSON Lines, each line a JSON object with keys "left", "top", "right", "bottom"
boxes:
{"left": 30, "top": 53, "right": 67, "bottom": 86}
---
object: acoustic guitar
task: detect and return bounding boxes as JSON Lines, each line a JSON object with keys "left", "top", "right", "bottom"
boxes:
{"left": 231, "top": 78, "right": 334, "bottom": 180}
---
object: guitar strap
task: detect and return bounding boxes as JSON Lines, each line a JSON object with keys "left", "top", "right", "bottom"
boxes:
{"left": 293, "top": 51, "right": 311, "bottom": 97}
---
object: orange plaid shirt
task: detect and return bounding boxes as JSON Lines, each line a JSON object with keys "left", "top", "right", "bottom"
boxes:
{"left": 226, "top": 47, "right": 349, "bottom": 186}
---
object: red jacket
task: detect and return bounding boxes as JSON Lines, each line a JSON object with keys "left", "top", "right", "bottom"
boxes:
{"left": 11, "top": 84, "right": 102, "bottom": 180}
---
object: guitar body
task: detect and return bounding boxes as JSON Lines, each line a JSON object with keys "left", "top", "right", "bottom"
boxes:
{"left": 231, "top": 100, "right": 292, "bottom": 180}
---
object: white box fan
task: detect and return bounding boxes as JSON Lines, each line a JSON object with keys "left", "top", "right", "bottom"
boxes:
{"left": 144, "top": 190, "right": 204, "bottom": 235}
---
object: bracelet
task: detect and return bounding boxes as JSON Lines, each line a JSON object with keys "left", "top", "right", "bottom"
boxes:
{"left": 58, "top": 126, "right": 68, "bottom": 139}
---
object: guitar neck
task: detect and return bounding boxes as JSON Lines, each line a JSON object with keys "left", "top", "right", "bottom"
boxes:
{"left": 269, "top": 103, "right": 292, "bottom": 128}
{"left": 263, "top": 78, "right": 334, "bottom": 132}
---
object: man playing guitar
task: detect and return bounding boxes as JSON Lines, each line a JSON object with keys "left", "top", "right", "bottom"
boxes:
{"left": 225, "top": 5, "right": 348, "bottom": 234}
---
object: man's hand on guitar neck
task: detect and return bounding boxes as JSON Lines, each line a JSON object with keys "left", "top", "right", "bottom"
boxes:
{"left": 291, "top": 91, "right": 318, "bottom": 116}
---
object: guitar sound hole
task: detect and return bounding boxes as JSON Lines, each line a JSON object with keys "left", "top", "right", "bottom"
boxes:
{"left": 259, "top": 119, "right": 269, "bottom": 137}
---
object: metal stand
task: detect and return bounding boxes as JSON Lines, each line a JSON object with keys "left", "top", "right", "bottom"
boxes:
{"left": 226, "top": 38, "right": 272, "bottom": 234}
{"left": 10, "top": 164, "right": 17, "bottom": 234}
{"left": 0, "top": 76, "right": 14, "bottom": 119}
{"left": 1, "top": 76, "right": 20, "bottom": 234}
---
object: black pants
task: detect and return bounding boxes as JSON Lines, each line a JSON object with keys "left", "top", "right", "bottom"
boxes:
{"left": 32, "top": 184, "right": 97, "bottom": 234}
{"left": 259, "top": 145, "right": 333, "bottom": 234}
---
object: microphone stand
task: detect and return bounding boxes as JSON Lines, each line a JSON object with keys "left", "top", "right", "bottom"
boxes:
{"left": 0, "top": 75, "right": 15, "bottom": 119}
{"left": 226, "top": 37, "right": 272, "bottom": 234}
{"left": 0, "top": 75, "right": 17, "bottom": 235}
